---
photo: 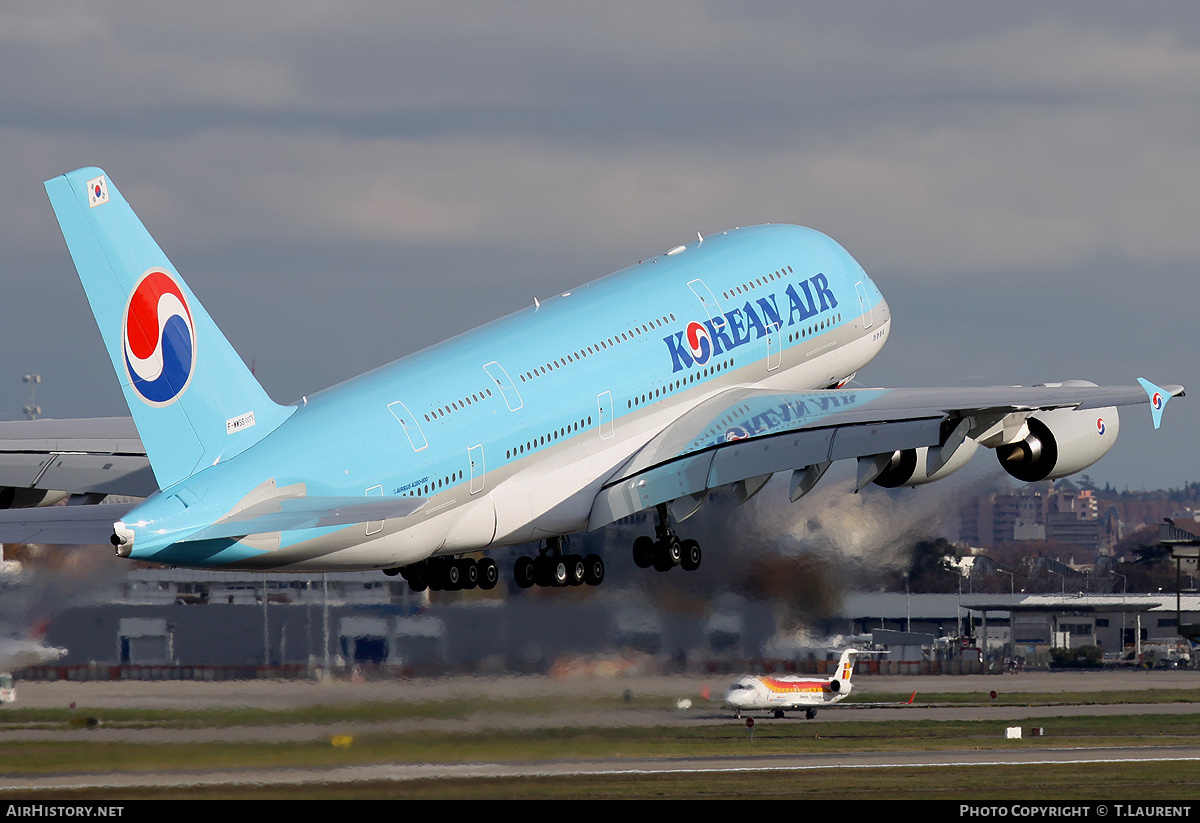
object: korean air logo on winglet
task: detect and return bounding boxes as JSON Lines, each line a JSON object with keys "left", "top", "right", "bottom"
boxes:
{"left": 122, "top": 270, "right": 196, "bottom": 407}
{"left": 1096, "top": 417, "right": 1106, "bottom": 436}
{"left": 86, "top": 175, "right": 109, "bottom": 208}
{"left": 1136, "top": 377, "right": 1171, "bottom": 430}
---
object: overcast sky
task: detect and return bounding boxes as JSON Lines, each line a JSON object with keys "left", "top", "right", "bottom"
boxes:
{"left": 1, "top": 2, "right": 1197, "bottom": 491}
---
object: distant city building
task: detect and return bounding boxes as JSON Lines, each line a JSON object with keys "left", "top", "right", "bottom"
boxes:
{"left": 961, "top": 484, "right": 1120, "bottom": 552}
{"left": 960, "top": 487, "right": 1045, "bottom": 546}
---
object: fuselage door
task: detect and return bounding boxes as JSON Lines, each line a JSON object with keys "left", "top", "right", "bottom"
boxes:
{"left": 687, "top": 279, "right": 727, "bottom": 331}
{"left": 597, "top": 391, "right": 615, "bottom": 439}
{"left": 468, "top": 444, "right": 486, "bottom": 494}
{"left": 765, "top": 321, "right": 782, "bottom": 372}
{"left": 855, "top": 281, "right": 873, "bottom": 330}
{"left": 483, "top": 362, "right": 523, "bottom": 411}
{"left": 387, "top": 401, "right": 428, "bottom": 451}
{"left": 365, "top": 484, "right": 384, "bottom": 536}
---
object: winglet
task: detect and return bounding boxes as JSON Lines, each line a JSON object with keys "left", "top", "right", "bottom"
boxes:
{"left": 1136, "top": 378, "right": 1175, "bottom": 430}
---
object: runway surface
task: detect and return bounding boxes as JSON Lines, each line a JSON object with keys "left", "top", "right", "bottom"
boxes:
{"left": 1, "top": 670, "right": 1196, "bottom": 793}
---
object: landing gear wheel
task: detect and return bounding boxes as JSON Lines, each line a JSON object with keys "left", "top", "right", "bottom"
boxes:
{"left": 663, "top": 536, "right": 683, "bottom": 565}
{"left": 565, "top": 554, "right": 586, "bottom": 586}
{"left": 425, "top": 557, "right": 447, "bottom": 591}
{"left": 583, "top": 554, "right": 605, "bottom": 586}
{"left": 632, "top": 536, "right": 655, "bottom": 568}
{"left": 404, "top": 563, "right": 429, "bottom": 593}
{"left": 805, "top": 708, "right": 817, "bottom": 720}
{"left": 444, "top": 560, "right": 462, "bottom": 591}
{"left": 550, "top": 558, "right": 568, "bottom": 587}
{"left": 774, "top": 709, "right": 785, "bottom": 719}
{"left": 680, "top": 539, "right": 702, "bottom": 572}
{"left": 458, "top": 558, "right": 478, "bottom": 590}
{"left": 653, "top": 537, "right": 681, "bottom": 572}
{"left": 514, "top": 556, "right": 536, "bottom": 589}
{"left": 534, "top": 555, "right": 569, "bottom": 587}
{"left": 477, "top": 557, "right": 499, "bottom": 590}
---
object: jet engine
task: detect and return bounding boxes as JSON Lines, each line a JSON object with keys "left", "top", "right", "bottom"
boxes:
{"left": 828, "top": 678, "right": 851, "bottom": 695}
{"left": 873, "top": 418, "right": 980, "bottom": 488}
{"left": 996, "top": 405, "right": 1119, "bottom": 482}
{"left": 872, "top": 440, "right": 980, "bottom": 488}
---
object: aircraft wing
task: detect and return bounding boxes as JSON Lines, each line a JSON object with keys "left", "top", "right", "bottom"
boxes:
{"left": 0, "top": 417, "right": 154, "bottom": 506}
{"left": 0, "top": 501, "right": 138, "bottom": 545}
{"left": 588, "top": 380, "right": 1184, "bottom": 529}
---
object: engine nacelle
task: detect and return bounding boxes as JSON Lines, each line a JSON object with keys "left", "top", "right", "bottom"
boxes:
{"left": 996, "top": 405, "right": 1119, "bottom": 482}
{"left": 873, "top": 439, "right": 980, "bottom": 488}
{"left": 829, "top": 678, "right": 851, "bottom": 695}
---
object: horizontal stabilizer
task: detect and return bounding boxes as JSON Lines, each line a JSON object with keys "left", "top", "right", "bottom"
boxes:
{"left": 175, "top": 495, "right": 428, "bottom": 543}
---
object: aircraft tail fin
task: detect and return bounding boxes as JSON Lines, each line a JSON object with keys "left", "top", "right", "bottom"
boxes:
{"left": 44, "top": 168, "right": 294, "bottom": 490}
{"left": 834, "top": 649, "right": 859, "bottom": 684}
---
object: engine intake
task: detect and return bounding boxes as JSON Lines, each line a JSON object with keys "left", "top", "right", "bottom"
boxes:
{"left": 874, "top": 419, "right": 979, "bottom": 488}
{"left": 996, "top": 406, "right": 1119, "bottom": 482}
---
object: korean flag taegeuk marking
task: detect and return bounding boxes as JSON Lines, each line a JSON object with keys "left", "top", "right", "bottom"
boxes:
{"left": 122, "top": 270, "right": 197, "bottom": 406}
{"left": 86, "top": 174, "right": 109, "bottom": 208}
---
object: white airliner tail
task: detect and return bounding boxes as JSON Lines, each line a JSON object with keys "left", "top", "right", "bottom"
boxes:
{"left": 831, "top": 649, "right": 861, "bottom": 690}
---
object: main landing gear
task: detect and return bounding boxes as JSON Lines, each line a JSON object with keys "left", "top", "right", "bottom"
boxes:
{"left": 632, "top": 504, "right": 702, "bottom": 574}
{"left": 391, "top": 555, "right": 500, "bottom": 593}
{"left": 513, "top": 536, "right": 605, "bottom": 589}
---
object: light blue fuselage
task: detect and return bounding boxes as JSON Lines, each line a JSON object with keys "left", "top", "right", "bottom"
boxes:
{"left": 122, "top": 224, "right": 891, "bottom": 571}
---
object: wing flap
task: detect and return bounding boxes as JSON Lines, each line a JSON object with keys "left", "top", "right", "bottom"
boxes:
{"left": 590, "top": 417, "right": 942, "bottom": 528}
{"left": 0, "top": 418, "right": 155, "bottom": 500}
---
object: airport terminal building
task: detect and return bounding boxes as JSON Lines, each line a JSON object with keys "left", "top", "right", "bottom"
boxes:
{"left": 24, "top": 564, "right": 1200, "bottom": 679}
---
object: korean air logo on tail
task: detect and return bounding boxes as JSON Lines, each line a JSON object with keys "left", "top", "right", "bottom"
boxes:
{"left": 122, "top": 270, "right": 196, "bottom": 406}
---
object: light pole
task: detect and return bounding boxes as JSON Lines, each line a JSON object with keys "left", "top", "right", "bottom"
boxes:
{"left": 22, "top": 373, "right": 41, "bottom": 420}
{"left": 1113, "top": 572, "right": 1127, "bottom": 657}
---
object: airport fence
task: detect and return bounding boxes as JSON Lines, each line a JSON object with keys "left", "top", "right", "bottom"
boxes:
{"left": 17, "top": 664, "right": 313, "bottom": 682}
{"left": 704, "top": 657, "right": 989, "bottom": 676}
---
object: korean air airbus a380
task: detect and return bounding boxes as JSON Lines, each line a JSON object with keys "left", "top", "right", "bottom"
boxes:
{"left": 0, "top": 168, "right": 1184, "bottom": 592}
